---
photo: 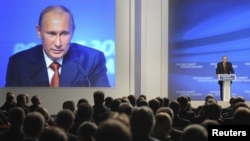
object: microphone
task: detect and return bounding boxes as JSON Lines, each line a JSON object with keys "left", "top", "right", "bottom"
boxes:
{"left": 86, "top": 76, "right": 91, "bottom": 87}
{"left": 77, "top": 65, "right": 91, "bottom": 87}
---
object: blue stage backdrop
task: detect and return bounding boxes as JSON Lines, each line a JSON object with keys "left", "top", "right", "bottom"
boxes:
{"left": 0, "top": 0, "right": 115, "bottom": 87}
{"left": 169, "top": 0, "right": 250, "bottom": 101}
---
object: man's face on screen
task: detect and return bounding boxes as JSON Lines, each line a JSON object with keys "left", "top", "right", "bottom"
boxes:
{"left": 36, "top": 10, "right": 74, "bottom": 61}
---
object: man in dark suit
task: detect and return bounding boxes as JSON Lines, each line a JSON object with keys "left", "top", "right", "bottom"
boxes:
{"left": 5, "top": 5, "right": 110, "bottom": 87}
{"left": 216, "top": 56, "right": 234, "bottom": 100}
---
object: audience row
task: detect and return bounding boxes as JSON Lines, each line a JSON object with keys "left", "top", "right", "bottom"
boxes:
{"left": 0, "top": 91, "right": 249, "bottom": 141}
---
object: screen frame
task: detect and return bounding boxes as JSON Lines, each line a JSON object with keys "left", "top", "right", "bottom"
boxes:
{"left": 0, "top": 0, "right": 132, "bottom": 114}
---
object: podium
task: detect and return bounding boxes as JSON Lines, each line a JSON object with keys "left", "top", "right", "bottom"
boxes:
{"left": 218, "top": 74, "right": 236, "bottom": 101}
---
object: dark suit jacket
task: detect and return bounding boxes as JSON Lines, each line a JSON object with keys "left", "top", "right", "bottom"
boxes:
{"left": 216, "top": 62, "right": 234, "bottom": 75}
{"left": 216, "top": 61, "right": 234, "bottom": 85}
{"left": 5, "top": 43, "right": 110, "bottom": 87}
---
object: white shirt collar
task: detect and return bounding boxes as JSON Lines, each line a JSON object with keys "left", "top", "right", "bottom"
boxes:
{"left": 43, "top": 48, "right": 63, "bottom": 68}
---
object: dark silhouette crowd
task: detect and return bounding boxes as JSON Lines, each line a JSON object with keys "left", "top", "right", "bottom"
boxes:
{"left": 0, "top": 90, "right": 249, "bottom": 141}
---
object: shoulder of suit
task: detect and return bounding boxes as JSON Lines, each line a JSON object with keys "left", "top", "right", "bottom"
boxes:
{"left": 70, "top": 43, "right": 103, "bottom": 53}
{"left": 10, "top": 44, "right": 42, "bottom": 58}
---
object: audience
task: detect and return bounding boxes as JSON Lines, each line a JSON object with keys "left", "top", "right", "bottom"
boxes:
{"left": 221, "top": 96, "right": 235, "bottom": 117}
{"left": 156, "top": 107, "right": 183, "bottom": 141}
{"left": 149, "top": 99, "right": 161, "bottom": 115}
{"left": 169, "top": 100, "right": 190, "bottom": 131}
{"left": 77, "top": 121, "right": 97, "bottom": 141}
{"left": 118, "top": 102, "right": 133, "bottom": 117}
{"left": 136, "top": 98, "right": 149, "bottom": 107}
{"left": 108, "top": 112, "right": 130, "bottom": 128}
{"left": 151, "top": 112, "right": 172, "bottom": 141}
{"left": 202, "top": 102, "right": 223, "bottom": 124}
{"left": 180, "top": 124, "right": 207, "bottom": 141}
{"left": 69, "top": 103, "right": 93, "bottom": 135}
{"left": 0, "top": 107, "right": 25, "bottom": 141}
{"left": 95, "top": 118, "right": 132, "bottom": 141}
{"left": 0, "top": 92, "right": 16, "bottom": 113}
{"left": 76, "top": 98, "right": 89, "bottom": 109}
{"left": 121, "top": 96, "right": 130, "bottom": 103}
{"left": 233, "top": 106, "right": 250, "bottom": 125}
{"left": 201, "top": 119, "right": 219, "bottom": 131}
{"left": 1, "top": 90, "right": 250, "bottom": 141}
{"left": 221, "top": 97, "right": 248, "bottom": 125}
{"left": 127, "top": 95, "right": 136, "bottom": 107}
{"left": 92, "top": 90, "right": 110, "bottom": 125}
{"left": 0, "top": 110, "right": 8, "bottom": 127}
{"left": 36, "top": 107, "right": 53, "bottom": 128}
{"left": 39, "top": 127, "right": 68, "bottom": 141}
{"left": 130, "top": 106, "right": 159, "bottom": 141}
{"left": 24, "top": 93, "right": 30, "bottom": 108}
{"left": 29, "top": 95, "right": 41, "bottom": 112}
{"left": 22, "top": 112, "right": 45, "bottom": 141}
{"left": 16, "top": 94, "right": 29, "bottom": 115}
{"left": 163, "top": 97, "right": 170, "bottom": 107}
{"left": 104, "top": 96, "right": 113, "bottom": 109}
{"left": 56, "top": 109, "right": 77, "bottom": 141}
{"left": 110, "top": 98, "right": 122, "bottom": 112}
{"left": 196, "top": 94, "right": 216, "bottom": 115}
{"left": 155, "top": 97, "right": 164, "bottom": 107}
{"left": 177, "top": 96, "right": 195, "bottom": 121}
{"left": 62, "top": 100, "right": 76, "bottom": 113}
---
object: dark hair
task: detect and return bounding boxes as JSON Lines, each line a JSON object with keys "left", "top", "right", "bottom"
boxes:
{"left": 130, "top": 106, "right": 155, "bottom": 137}
{"left": 31, "top": 95, "right": 40, "bottom": 104}
{"left": 56, "top": 109, "right": 75, "bottom": 131}
{"left": 8, "top": 107, "right": 25, "bottom": 126}
{"left": 93, "top": 90, "right": 105, "bottom": 104}
{"left": 62, "top": 100, "right": 75, "bottom": 112}
{"left": 77, "top": 121, "right": 97, "bottom": 141}
{"left": 181, "top": 124, "right": 207, "bottom": 141}
{"left": 127, "top": 95, "right": 136, "bottom": 107}
{"left": 23, "top": 112, "right": 45, "bottom": 137}
{"left": 96, "top": 119, "right": 132, "bottom": 141}
{"left": 39, "top": 127, "right": 67, "bottom": 141}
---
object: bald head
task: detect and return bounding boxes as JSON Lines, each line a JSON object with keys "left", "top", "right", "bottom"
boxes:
{"left": 38, "top": 5, "right": 75, "bottom": 30}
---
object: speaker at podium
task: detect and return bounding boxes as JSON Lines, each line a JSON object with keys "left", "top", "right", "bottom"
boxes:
{"left": 218, "top": 74, "right": 236, "bottom": 101}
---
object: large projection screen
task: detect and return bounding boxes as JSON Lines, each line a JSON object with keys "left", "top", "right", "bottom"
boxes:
{"left": 0, "top": 0, "right": 131, "bottom": 114}
{"left": 168, "top": 0, "right": 250, "bottom": 101}
{"left": 0, "top": 0, "right": 115, "bottom": 87}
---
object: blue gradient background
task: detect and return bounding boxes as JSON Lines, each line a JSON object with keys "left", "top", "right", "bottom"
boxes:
{"left": 0, "top": 0, "right": 115, "bottom": 87}
{"left": 169, "top": 0, "right": 250, "bottom": 101}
